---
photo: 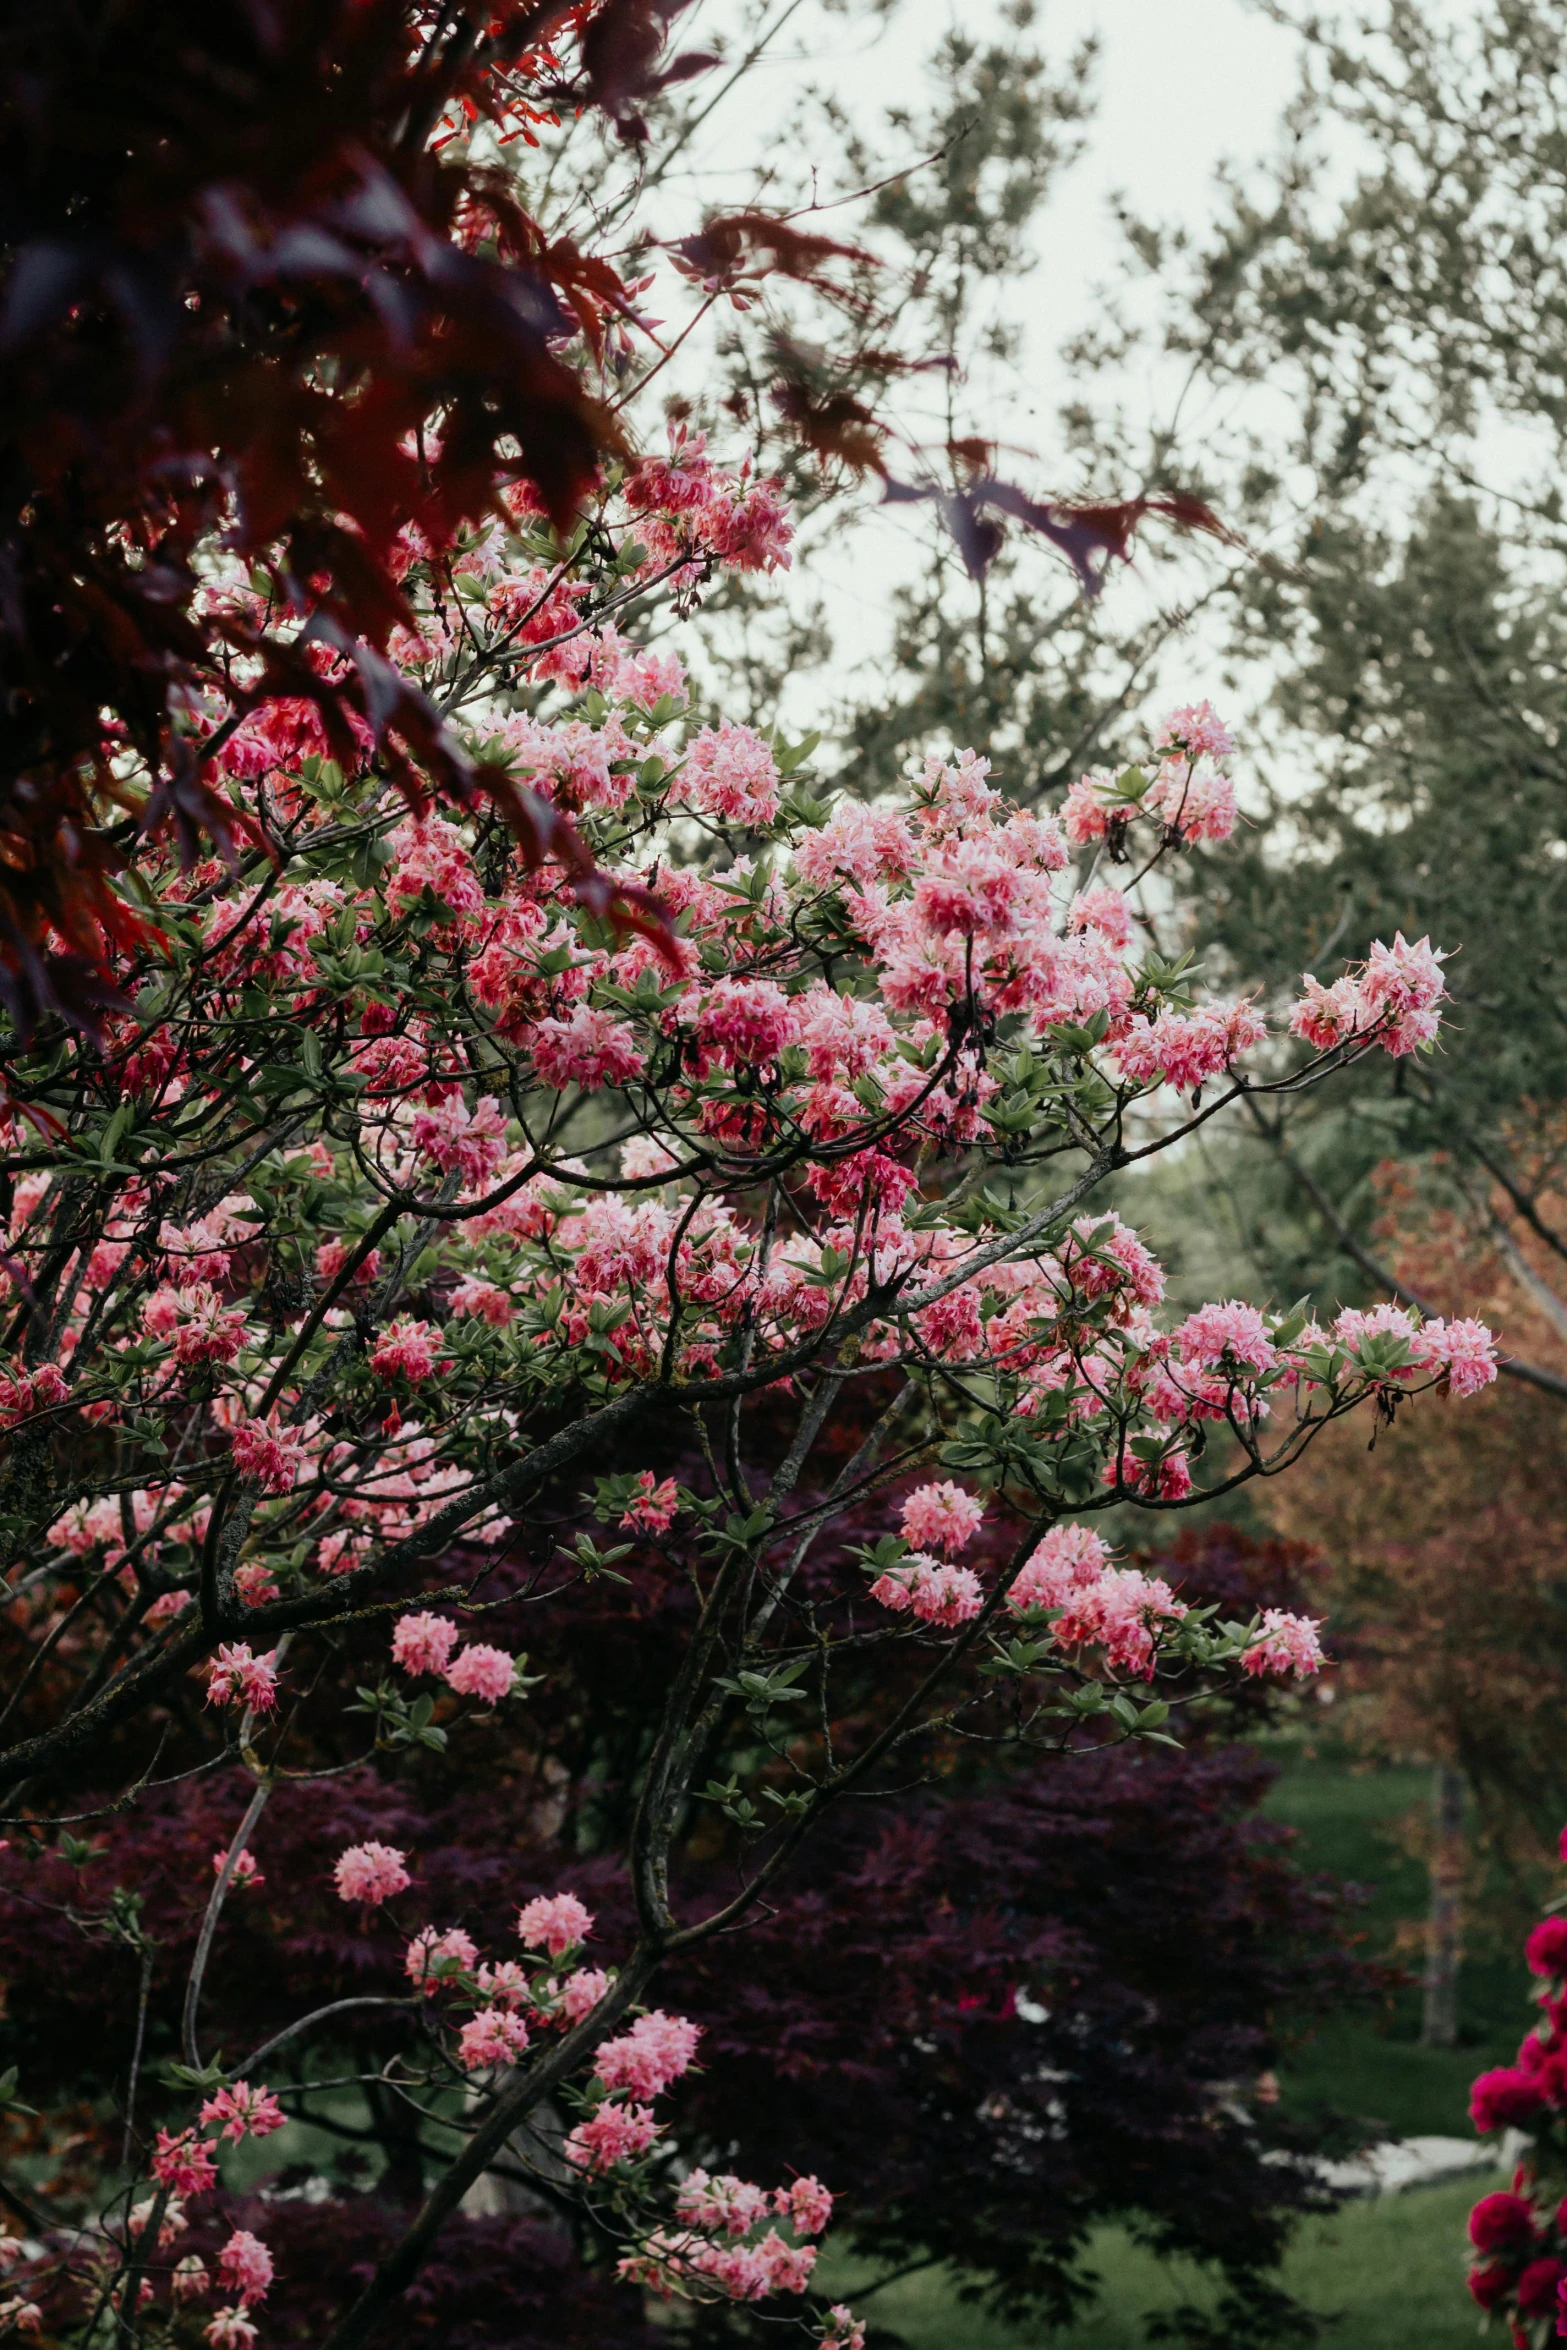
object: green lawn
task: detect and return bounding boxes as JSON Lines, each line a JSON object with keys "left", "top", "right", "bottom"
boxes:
{"left": 828, "top": 2178, "right": 1488, "bottom": 2348}
{"left": 1260, "top": 1737, "right": 1533, "bottom": 2139}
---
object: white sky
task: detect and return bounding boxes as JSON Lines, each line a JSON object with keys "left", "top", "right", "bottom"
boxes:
{"left": 659, "top": 0, "right": 1310, "bottom": 729}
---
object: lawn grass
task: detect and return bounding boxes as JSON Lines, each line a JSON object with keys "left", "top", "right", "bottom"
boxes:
{"left": 1259, "top": 1735, "right": 1531, "bottom": 2140}
{"left": 827, "top": 2177, "right": 1490, "bottom": 2347}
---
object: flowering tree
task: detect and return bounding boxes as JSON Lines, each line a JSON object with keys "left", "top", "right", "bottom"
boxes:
{"left": 0, "top": 449, "right": 1496, "bottom": 2347}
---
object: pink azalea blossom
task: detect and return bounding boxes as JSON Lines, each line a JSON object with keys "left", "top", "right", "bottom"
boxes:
{"left": 172, "top": 2257, "right": 210, "bottom": 2303}
{"left": 695, "top": 977, "right": 797, "bottom": 1068}
{"left": 563, "top": 2101, "right": 661, "bottom": 2174}
{"left": 404, "top": 1926, "right": 479, "bottom": 1991}
{"left": 458, "top": 2005, "right": 531, "bottom": 2070}
{"left": 230, "top": 1415, "right": 303, "bottom": 1494}
{"left": 369, "top": 1316, "right": 446, "bottom": 1382}
{"left": 531, "top": 1004, "right": 644, "bottom": 1091}
{"left": 1155, "top": 699, "right": 1235, "bottom": 763}
{"left": 681, "top": 722, "right": 781, "bottom": 825}
{"left": 775, "top": 2175, "right": 834, "bottom": 2235}
{"left": 620, "top": 1470, "right": 679, "bottom": 1535}
{"left": 444, "top": 1642, "right": 515, "bottom": 1706}
{"left": 211, "top": 1847, "right": 264, "bottom": 1889}
{"left": 898, "top": 1481, "right": 984, "bottom": 1557}
{"left": 391, "top": 1611, "right": 460, "bottom": 1676}
{"left": 676, "top": 2168, "right": 771, "bottom": 2237}
{"left": 1241, "top": 1609, "right": 1326, "bottom": 1679}
{"left": 333, "top": 1841, "right": 410, "bottom": 1906}
{"left": 151, "top": 2129, "right": 218, "bottom": 2199}
{"left": 199, "top": 2081, "right": 285, "bottom": 2143}
{"left": 594, "top": 2010, "right": 701, "bottom": 2098}
{"left": 216, "top": 2230, "right": 273, "bottom": 2307}
{"left": 204, "top": 2310, "right": 259, "bottom": 2350}
{"left": 517, "top": 1891, "right": 594, "bottom": 1956}
{"left": 205, "top": 1644, "right": 280, "bottom": 1716}
{"left": 559, "top": 1965, "right": 613, "bottom": 2023}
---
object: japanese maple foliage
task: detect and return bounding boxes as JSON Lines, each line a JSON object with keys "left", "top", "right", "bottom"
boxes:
{"left": 0, "top": 458, "right": 1495, "bottom": 2350}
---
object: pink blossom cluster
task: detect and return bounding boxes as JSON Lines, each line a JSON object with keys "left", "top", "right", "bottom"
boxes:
{"left": 594, "top": 2009, "right": 702, "bottom": 2098}
{"left": 333, "top": 1841, "right": 411, "bottom": 1906}
{"left": 1290, "top": 932, "right": 1448, "bottom": 1059}
{"left": 205, "top": 1645, "right": 280, "bottom": 1715}
{"left": 899, "top": 1481, "right": 985, "bottom": 1555}
{"left": 517, "top": 1891, "right": 594, "bottom": 1957}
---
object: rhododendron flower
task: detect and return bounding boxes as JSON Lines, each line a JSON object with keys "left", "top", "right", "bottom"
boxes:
{"left": 563, "top": 2101, "right": 661, "bottom": 2173}
{"left": 695, "top": 977, "right": 797, "bottom": 1068}
{"left": 405, "top": 1926, "right": 478, "bottom": 1991}
{"left": 869, "top": 1555, "right": 984, "bottom": 1627}
{"left": 211, "top": 1847, "right": 263, "bottom": 1889}
{"left": 231, "top": 1562, "right": 278, "bottom": 1608}
{"left": 173, "top": 2257, "right": 210, "bottom": 2303}
{"left": 151, "top": 2129, "right": 218, "bottom": 2198}
{"left": 620, "top": 1471, "right": 679, "bottom": 1535}
{"left": 1054, "top": 1566, "right": 1188, "bottom": 1677}
{"left": 458, "top": 2005, "right": 531, "bottom": 2070}
{"left": 444, "top": 1642, "right": 515, "bottom": 1705}
{"left": 391, "top": 1611, "right": 460, "bottom": 1676}
{"left": 775, "top": 2175, "right": 834, "bottom": 2235}
{"left": 369, "top": 1317, "right": 446, "bottom": 1382}
{"left": 1416, "top": 1315, "right": 1499, "bottom": 1396}
{"left": 230, "top": 1415, "right": 303, "bottom": 1494}
{"left": 676, "top": 2168, "right": 771, "bottom": 2237}
{"left": 1241, "top": 1609, "right": 1325, "bottom": 1680}
{"left": 216, "top": 2230, "right": 273, "bottom": 2306}
{"left": 1155, "top": 700, "right": 1235, "bottom": 763}
{"left": 1009, "top": 1524, "right": 1113, "bottom": 1613}
{"left": 0, "top": 2302, "right": 41, "bottom": 2337}
{"left": 204, "top": 2310, "right": 258, "bottom": 2350}
{"left": 411, "top": 1095, "right": 507, "bottom": 1189}
{"left": 595, "top": 2010, "right": 701, "bottom": 2097}
{"left": 681, "top": 722, "right": 780, "bottom": 825}
{"left": 899, "top": 1481, "right": 984, "bottom": 1557}
{"left": 531, "top": 1005, "right": 644, "bottom": 1091}
{"left": 333, "top": 1841, "right": 410, "bottom": 1906}
{"left": 205, "top": 1644, "right": 280, "bottom": 1715}
{"left": 199, "top": 2081, "right": 285, "bottom": 2143}
{"left": 820, "top": 2306, "right": 867, "bottom": 2350}
{"left": 475, "top": 1959, "right": 531, "bottom": 2009}
{"left": 517, "top": 1891, "right": 594, "bottom": 1956}
{"left": 559, "top": 1965, "right": 613, "bottom": 2023}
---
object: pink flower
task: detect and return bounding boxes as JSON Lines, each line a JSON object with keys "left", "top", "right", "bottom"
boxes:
{"left": 1470, "top": 2066, "right": 1547, "bottom": 2134}
{"left": 230, "top": 1415, "right": 303, "bottom": 1494}
{"left": 404, "top": 1926, "right": 479, "bottom": 1991}
{"left": 204, "top": 2311, "right": 259, "bottom": 2350}
{"left": 1417, "top": 1315, "right": 1498, "bottom": 1397}
{"left": 681, "top": 722, "right": 780, "bottom": 826}
{"left": 820, "top": 2306, "right": 867, "bottom": 2350}
{"left": 869, "top": 1555, "right": 984, "bottom": 1627}
{"left": 333, "top": 1841, "right": 410, "bottom": 1906}
{"left": 150, "top": 1283, "right": 247, "bottom": 1366}
{"left": 369, "top": 1316, "right": 446, "bottom": 1382}
{"left": 1155, "top": 699, "right": 1235, "bottom": 763}
{"left": 1009, "top": 1524, "right": 1112, "bottom": 1613}
{"left": 620, "top": 1471, "right": 679, "bottom": 1535}
{"left": 410, "top": 1095, "right": 507, "bottom": 1189}
{"left": 211, "top": 1848, "right": 264, "bottom": 1889}
{"left": 775, "top": 2175, "right": 834, "bottom": 2236}
{"left": 563, "top": 2101, "right": 661, "bottom": 2174}
{"left": 205, "top": 1644, "right": 280, "bottom": 1716}
{"left": 172, "top": 2257, "right": 210, "bottom": 2303}
{"left": 517, "top": 1891, "right": 594, "bottom": 1957}
{"left": 594, "top": 2010, "right": 701, "bottom": 2098}
{"left": 216, "top": 2230, "right": 273, "bottom": 2307}
{"left": 676, "top": 2168, "right": 771, "bottom": 2237}
{"left": 199, "top": 2081, "right": 285, "bottom": 2144}
{"left": 559, "top": 1965, "right": 613, "bottom": 2023}
{"left": 1054, "top": 1565, "right": 1188, "bottom": 1678}
{"left": 475, "top": 1959, "right": 531, "bottom": 2009}
{"left": 1241, "top": 1608, "right": 1325, "bottom": 1680}
{"left": 1069, "top": 886, "right": 1133, "bottom": 950}
{"left": 695, "top": 977, "right": 797, "bottom": 1068}
{"left": 458, "top": 2005, "right": 531, "bottom": 2070}
{"left": 530, "top": 1004, "right": 644, "bottom": 1091}
{"left": 443, "top": 1642, "right": 514, "bottom": 1706}
{"left": 231, "top": 1563, "right": 278, "bottom": 1608}
{"left": 387, "top": 814, "right": 484, "bottom": 924}
{"left": 898, "top": 1481, "right": 984, "bottom": 1558}
{"left": 391, "top": 1611, "right": 460, "bottom": 1676}
{"left": 450, "top": 1277, "right": 514, "bottom": 1325}
{"left": 1173, "top": 1300, "right": 1276, "bottom": 1376}
{"left": 151, "top": 2129, "right": 218, "bottom": 2199}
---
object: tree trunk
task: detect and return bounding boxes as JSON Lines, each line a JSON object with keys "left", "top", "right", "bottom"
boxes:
{"left": 1421, "top": 1763, "right": 1465, "bottom": 2049}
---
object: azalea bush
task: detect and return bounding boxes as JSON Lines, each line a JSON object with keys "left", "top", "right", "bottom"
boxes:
{"left": 0, "top": 451, "right": 1497, "bottom": 2349}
